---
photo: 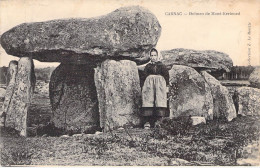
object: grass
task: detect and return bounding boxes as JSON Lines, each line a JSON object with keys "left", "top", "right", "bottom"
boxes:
{"left": 150, "top": 116, "right": 260, "bottom": 165}
{"left": 1, "top": 115, "right": 259, "bottom": 166}
{"left": 1, "top": 80, "right": 259, "bottom": 166}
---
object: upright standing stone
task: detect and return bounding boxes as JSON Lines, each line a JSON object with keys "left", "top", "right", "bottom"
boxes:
{"left": 237, "top": 87, "right": 260, "bottom": 116}
{"left": 95, "top": 60, "right": 141, "bottom": 130}
{"left": 1, "top": 61, "right": 18, "bottom": 126}
{"left": 49, "top": 64, "right": 99, "bottom": 132}
{"left": 249, "top": 67, "right": 260, "bottom": 89}
{"left": 201, "top": 71, "right": 237, "bottom": 121}
{"left": 168, "top": 65, "right": 214, "bottom": 120}
{"left": 5, "top": 57, "right": 36, "bottom": 136}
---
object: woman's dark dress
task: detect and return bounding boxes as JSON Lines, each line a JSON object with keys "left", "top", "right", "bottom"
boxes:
{"left": 142, "top": 61, "right": 169, "bottom": 117}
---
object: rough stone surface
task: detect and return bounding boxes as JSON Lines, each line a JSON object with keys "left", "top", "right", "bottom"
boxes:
{"left": 1, "top": 6, "right": 161, "bottom": 65}
{"left": 3, "top": 61, "right": 18, "bottom": 113}
{"left": 201, "top": 71, "right": 237, "bottom": 121}
{"left": 168, "top": 65, "right": 213, "bottom": 120}
{"left": 94, "top": 59, "right": 141, "bottom": 131}
{"left": 168, "top": 158, "right": 190, "bottom": 166}
{"left": 237, "top": 87, "right": 260, "bottom": 116}
{"left": 160, "top": 48, "right": 233, "bottom": 72}
{"left": 1, "top": 61, "right": 18, "bottom": 122}
{"left": 49, "top": 64, "right": 99, "bottom": 132}
{"left": 5, "top": 57, "right": 36, "bottom": 136}
{"left": 190, "top": 116, "right": 206, "bottom": 125}
{"left": 0, "top": 88, "right": 5, "bottom": 99}
{"left": 249, "top": 67, "right": 260, "bottom": 88}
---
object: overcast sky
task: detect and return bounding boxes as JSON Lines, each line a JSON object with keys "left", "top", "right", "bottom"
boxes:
{"left": 0, "top": 0, "right": 259, "bottom": 67}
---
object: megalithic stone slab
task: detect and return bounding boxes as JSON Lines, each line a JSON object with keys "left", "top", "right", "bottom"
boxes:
{"left": 201, "top": 71, "right": 237, "bottom": 121}
{"left": 49, "top": 64, "right": 99, "bottom": 133}
{"left": 5, "top": 57, "right": 36, "bottom": 136}
{"left": 168, "top": 65, "right": 214, "bottom": 120}
{"left": 160, "top": 48, "right": 233, "bottom": 72}
{"left": 6, "top": 61, "right": 18, "bottom": 86}
{"left": 1, "top": 61, "right": 18, "bottom": 126}
{"left": 94, "top": 60, "right": 141, "bottom": 131}
{"left": 0, "top": 6, "right": 161, "bottom": 65}
{"left": 237, "top": 87, "right": 260, "bottom": 116}
{"left": 249, "top": 67, "right": 260, "bottom": 89}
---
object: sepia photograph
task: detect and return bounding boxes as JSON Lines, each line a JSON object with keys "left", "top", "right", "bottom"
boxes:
{"left": 0, "top": 0, "right": 259, "bottom": 166}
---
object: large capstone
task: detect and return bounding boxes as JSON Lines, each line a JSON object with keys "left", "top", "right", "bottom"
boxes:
{"left": 49, "top": 64, "right": 99, "bottom": 132}
{"left": 160, "top": 48, "right": 233, "bottom": 72}
{"left": 201, "top": 71, "right": 237, "bottom": 121}
{"left": 237, "top": 87, "right": 260, "bottom": 116}
{"left": 249, "top": 67, "right": 260, "bottom": 89}
{"left": 94, "top": 60, "right": 141, "bottom": 131}
{"left": 1, "top": 6, "right": 161, "bottom": 65}
{"left": 168, "top": 65, "right": 213, "bottom": 120}
{"left": 5, "top": 57, "right": 36, "bottom": 136}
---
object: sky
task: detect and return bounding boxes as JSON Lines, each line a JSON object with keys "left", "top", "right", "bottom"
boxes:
{"left": 0, "top": 0, "right": 259, "bottom": 68}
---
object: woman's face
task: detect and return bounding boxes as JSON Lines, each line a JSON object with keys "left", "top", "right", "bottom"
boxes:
{"left": 150, "top": 51, "right": 158, "bottom": 62}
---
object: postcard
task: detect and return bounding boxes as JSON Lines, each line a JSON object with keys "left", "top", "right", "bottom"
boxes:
{"left": 0, "top": 0, "right": 259, "bottom": 166}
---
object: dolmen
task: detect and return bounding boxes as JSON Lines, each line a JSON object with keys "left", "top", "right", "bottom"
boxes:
{"left": 1, "top": 5, "right": 256, "bottom": 136}
{"left": 0, "top": 6, "right": 161, "bottom": 135}
{"left": 160, "top": 49, "right": 237, "bottom": 122}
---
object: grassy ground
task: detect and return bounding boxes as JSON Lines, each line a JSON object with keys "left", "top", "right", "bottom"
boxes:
{"left": 1, "top": 80, "right": 259, "bottom": 166}
{"left": 1, "top": 115, "right": 259, "bottom": 166}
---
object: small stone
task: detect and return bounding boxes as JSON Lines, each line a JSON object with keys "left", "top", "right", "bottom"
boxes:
{"left": 60, "top": 135, "right": 70, "bottom": 138}
{"left": 95, "top": 131, "right": 102, "bottom": 135}
{"left": 168, "top": 158, "right": 190, "bottom": 166}
{"left": 72, "top": 134, "right": 83, "bottom": 137}
{"left": 190, "top": 116, "right": 206, "bottom": 126}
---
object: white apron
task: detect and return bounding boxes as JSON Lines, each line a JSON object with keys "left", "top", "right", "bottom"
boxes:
{"left": 142, "top": 75, "right": 167, "bottom": 108}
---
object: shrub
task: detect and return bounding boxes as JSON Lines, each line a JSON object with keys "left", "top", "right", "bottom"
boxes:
{"left": 151, "top": 117, "right": 192, "bottom": 139}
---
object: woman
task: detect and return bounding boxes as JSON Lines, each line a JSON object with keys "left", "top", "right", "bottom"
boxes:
{"left": 141, "top": 48, "right": 169, "bottom": 128}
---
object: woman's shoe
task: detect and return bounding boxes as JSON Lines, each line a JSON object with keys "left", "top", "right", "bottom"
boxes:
{"left": 144, "top": 122, "right": 151, "bottom": 129}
